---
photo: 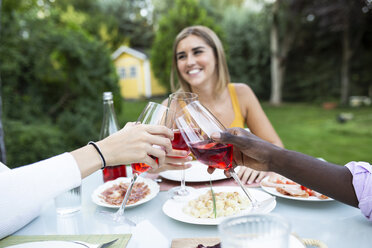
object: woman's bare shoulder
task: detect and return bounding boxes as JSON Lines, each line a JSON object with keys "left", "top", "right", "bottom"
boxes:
{"left": 231, "top": 83, "right": 260, "bottom": 115}
{"left": 231, "top": 83, "right": 254, "bottom": 96}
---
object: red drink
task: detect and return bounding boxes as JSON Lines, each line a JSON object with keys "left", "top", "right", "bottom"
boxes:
{"left": 189, "top": 141, "right": 233, "bottom": 170}
{"left": 131, "top": 156, "right": 158, "bottom": 174}
{"left": 170, "top": 129, "right": 191, "bottom": 158}
{"left": 103, "top": 165, "right": 127, "bottom": 182}
{"left": 131, "top": 163, "right": 152, "bottom": 174}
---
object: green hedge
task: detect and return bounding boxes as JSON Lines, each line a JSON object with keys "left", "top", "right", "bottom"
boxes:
{"left": 4, "top": 120, "right": 67, "bottom": 168}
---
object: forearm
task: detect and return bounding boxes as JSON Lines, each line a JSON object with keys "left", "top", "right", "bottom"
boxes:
{"left": 269, "top": 148, "right": 359, "bottom": 207}
{"left": 70, "top": 143, "right": 102, "bottom": 179}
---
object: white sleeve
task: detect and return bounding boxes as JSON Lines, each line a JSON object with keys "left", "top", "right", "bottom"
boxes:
{"left": 0, "top": 153, "right": 82, "bottom": 239}
{"left": 0, "top": 161, "right": 10, "bottom": 172}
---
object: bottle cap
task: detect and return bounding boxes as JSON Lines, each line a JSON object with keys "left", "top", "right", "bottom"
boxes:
{"left": 103, "top": 92, "right": 113, "bottom": 100}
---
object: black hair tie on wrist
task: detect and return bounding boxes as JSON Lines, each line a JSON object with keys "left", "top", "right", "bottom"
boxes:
{"left": 88, "top": 141, "right": 106, "bottom": 170}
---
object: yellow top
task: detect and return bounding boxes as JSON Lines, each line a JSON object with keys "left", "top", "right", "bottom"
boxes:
{"left": 228, "top": 84, "right": 245, "bottom": 128}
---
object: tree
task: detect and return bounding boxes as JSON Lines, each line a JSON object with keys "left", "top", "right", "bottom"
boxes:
{"left": 151, "top": 0, "right": 175, "bottom": 26}
{"left": 200, "top": 0, "right": 245, "bottom": 22}
{"left": 0, "top": 86, "right": 5, "bottom": 164}
{"left": 96, "top": 0, "right": 155, "bottom": 49}
{"left": 0, "top": 1, "right": 119, "bottom": 166}
{"left": 269, "top": 0, "right": 307, "bottom": 105}
{"left": 306, "top": 0, "right": 372, "bottom": 105}
{"left": 0, "top": 0, "right": 6, "bottom": 163}
{"left": 151, "top": 0, "right": 221, "bottom": 91}
{"left": 51, "top": 0, "right": 154, "bottom": 50}
{"left": 222, "top": 6, "right": 271, "bottom": 98}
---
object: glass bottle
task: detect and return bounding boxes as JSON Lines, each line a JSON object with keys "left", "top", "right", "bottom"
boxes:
{"left": 100, "top": 92, "right": 127, "bottom": 182}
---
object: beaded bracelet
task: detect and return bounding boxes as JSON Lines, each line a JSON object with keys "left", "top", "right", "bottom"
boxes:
{"left": 88, "top": 141, "right": 106, "bottom": 170}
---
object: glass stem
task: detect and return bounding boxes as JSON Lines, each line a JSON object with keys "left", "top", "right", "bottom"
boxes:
{"left": 229, "top": 168, "right": 259, "bottom": 208}
{"left": 116, "top": 173, "right": 138, "bottom": 217}
{"left": 180, "top": 166, "right": 186, "bottom": 190}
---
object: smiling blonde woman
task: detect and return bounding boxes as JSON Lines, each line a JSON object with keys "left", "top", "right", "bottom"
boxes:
{"left": 169, "top": 25, "right": 284, "bottom": 185}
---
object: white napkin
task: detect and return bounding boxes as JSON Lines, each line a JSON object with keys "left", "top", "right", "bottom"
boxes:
{"left": 126, "top": 220, "right": 169, "bottom": 248}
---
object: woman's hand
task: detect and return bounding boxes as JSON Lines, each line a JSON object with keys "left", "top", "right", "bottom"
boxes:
{"left": 98, "top": 122, "right": 173, "bottom": 170}
{"left": 149, "top": 149, "right": 193, "bottom": 173}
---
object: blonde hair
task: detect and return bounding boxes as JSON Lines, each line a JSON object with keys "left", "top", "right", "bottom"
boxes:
{"left": 171, "top": 26, "right": 230, "bottom": 95}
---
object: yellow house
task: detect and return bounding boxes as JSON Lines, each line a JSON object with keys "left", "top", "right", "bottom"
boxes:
{"left": 112, "top": 46, "right": 167, "bottom": 99}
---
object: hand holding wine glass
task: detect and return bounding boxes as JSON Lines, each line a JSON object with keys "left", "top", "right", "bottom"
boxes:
{"left": 176, "top": 101, "right": 262, "bottom": 209}
{"left": 108, "top": 102, "right": 171, "bottom": 224}
{"left": 100, "top": 122, "right": 173, "bottom": 168}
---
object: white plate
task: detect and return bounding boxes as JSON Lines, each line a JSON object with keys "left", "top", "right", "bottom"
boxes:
{"left": 91, "top": 177, "right": 160, "bottom": 208}
{"left": 260, "top": 177, "right": 333, "bottom": 202}
{"left": 159, "top": 160, "right": 226, "bottom": 182}
{"left": 5, "top": 241, "right": 85, "bottom": 248}
{"left": 162, "top": 186, "right": 276, "bottom": 225}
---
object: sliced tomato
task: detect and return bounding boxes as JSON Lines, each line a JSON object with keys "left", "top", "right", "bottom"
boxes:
{"left": 285, "top": 181, "right": 297, "bottom": 185}
{"left": 275, "top": 179, "right": 296, "bottom": 185}
{"left": 301, "top": 185, "right": 315, "bottom": 196}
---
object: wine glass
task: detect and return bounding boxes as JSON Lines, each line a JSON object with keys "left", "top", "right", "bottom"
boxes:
{"left": 167, "top": 92, "right": 198, "bottom": 197}
{"left": 109, "top": 102, "right": 170, "bottom": 224}
{"left": 176, "top": 101, "right": 261, "bottom": 209}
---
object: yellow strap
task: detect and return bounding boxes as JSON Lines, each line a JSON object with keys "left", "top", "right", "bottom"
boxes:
{"left": 228, "top": 84, "right": 245, "bottom": 128}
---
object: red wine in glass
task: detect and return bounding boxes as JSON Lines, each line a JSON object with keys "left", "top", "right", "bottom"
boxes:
{"left": 170, "top": 129, "right": 191, "bottom": 158}
{"left": 103, "top": 165, "right": 127, "bottom": 182}
{"left": 167, "top": 92, "right": 198, "bottom": 197}
{"left": 176, "top": 101, "right": 260, "bottom": 208}
{"left": 189, "top": 141, "right": 233, "bottom": 170}
{"left": 131, "top": 156, "right": 159, "bottom": 174}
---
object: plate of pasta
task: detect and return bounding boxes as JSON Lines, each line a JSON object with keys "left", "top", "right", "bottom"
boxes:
{"left": 162, "top": 186, "right": 276, "bottom": 225}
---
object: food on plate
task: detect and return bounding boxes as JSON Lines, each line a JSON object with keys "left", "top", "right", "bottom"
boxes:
{"left": 99, "top": 181, "right": 150, "bottom": 205}
{"left": 261, "top": 174, "right": 329, "bottom": 199}
{"left": 275, "top": 184, "right": 310, "bottom": 197}
{"left": 183, "top": 190, "right": 250, "bottom": 218}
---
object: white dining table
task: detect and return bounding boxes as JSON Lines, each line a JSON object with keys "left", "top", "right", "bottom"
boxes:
{"left": 13, "top": 169, "right": 372, "bottom": 248}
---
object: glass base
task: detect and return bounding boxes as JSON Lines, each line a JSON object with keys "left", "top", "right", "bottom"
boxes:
{"left": 54, "top": 186, "right": 81, "bottom": 216}
{"left": 98, "top": 210, "right": 137, "bottom": 226}
{"left": 56, "top": 206, "right": 81, "bottom": 215}
{"left": 168, "top": 186, "right": 195, "bottom": 199}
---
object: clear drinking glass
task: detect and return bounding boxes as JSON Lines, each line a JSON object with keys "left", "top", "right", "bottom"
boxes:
{"left": 176, "top": 101, "right": 261, "bottom": 207}
{"left": 54, "top": 185, "right": 81, "bottom": 215}
{"left": 167, "top": 92, "right": 198, "bottom": 197}
{"left": 218, "top": 214, "right": 291, "bottom": 248}
{"left": 103, "top": 102, "right": 169, "bottom": 225}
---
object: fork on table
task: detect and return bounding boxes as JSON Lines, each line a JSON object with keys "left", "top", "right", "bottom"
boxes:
{"left": 72, "top": 238, "right": 118, "bottom": 248}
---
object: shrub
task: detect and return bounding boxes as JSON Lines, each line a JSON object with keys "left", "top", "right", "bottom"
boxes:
{"left": 4, "top": 120, "right": 67, "bottom": 168}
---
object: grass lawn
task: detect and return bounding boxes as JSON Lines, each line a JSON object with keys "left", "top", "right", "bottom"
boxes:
{"left": 119, "top": 99, "right": 372, "bottom": 166}
{"left": 118, "top": 98, "right": 163, "bottom": 124}
{"left": 263, "top": 103, "right": 372, "bottom": 165}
